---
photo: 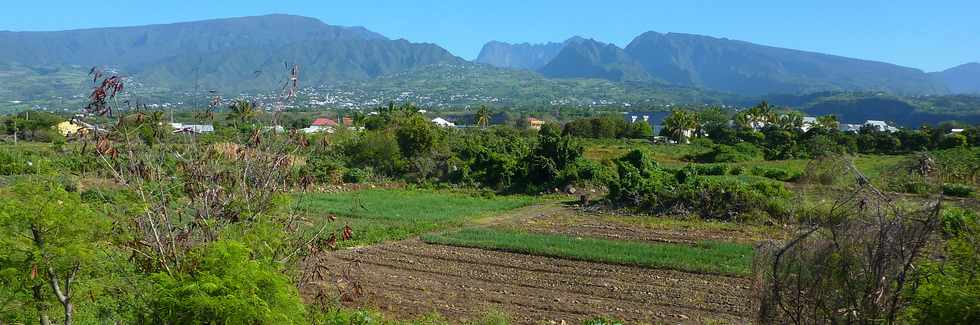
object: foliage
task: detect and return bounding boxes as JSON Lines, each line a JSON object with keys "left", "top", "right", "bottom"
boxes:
{"left": 606, "top": 150, "right": 791, "bottom": 222}
{"left": 147, "top": 240, "right": 307, "bottom": 324}
{"left": 903, "top": 208, "right": 980, "bottom": 324}
{"left": 942, "top": 183, "right": 975, "bottom": 197}
{"left": 0, "top": 178, "right": 109, "bottom": 324}
{"left": 661, "top": 109, "right": 700, "bottom": 143}
{"left": 693, "top": 142, "right": 764, "bottom": 163}
{"left": 561, "top": 115, "right": 633, "bottom": 139}
{"left": 749, "top": 166, "right": 801, "bottom": 182}
{"left": 755, "top": 162, "right": 944, "bottom": 324}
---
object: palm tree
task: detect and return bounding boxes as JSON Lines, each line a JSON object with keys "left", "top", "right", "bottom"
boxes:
{"left": 475, "top": 105, "right": 491, "bottom": 129}
{"left": 663, "top": 109, "right": 699, "bottom": 143}
{"left": 350, "top": 111, "right": 366, "bottom": 127}
{"left": 816, "top": 115, "right": 840, "bottom": 130}
{"left": 227, "top": 99, "right": 259, "bottom": 127}
{"left": 776, "top": 111, "right": 804, "bottom": 130}
{"left": 743, "top": 101, "right": 776, "bottom": 129}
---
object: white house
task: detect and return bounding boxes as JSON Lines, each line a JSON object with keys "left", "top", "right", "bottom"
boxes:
{"left": 801, "top": 116, "right": 818, "bottom": 132}
{"left": 170, "top": 123, "right": 214, "bottom": 134}
{"left": 863, "top": 120, "right": 898, "bottom": 132}
{"left": 840, "top": 123, "right": 862, "bottom": 132}
{"left": 431, "top": 117, "right": 455, "bottom": 128}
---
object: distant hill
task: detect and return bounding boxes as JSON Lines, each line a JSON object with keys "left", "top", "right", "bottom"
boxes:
{"left": 0, "top": 14, "right": 464, "bottom": 93}
{"left": 0, "top": 14, "right": 385, "bottom": 68}
{"left": 475, "top": 37, "right": 584, "bottom": 70}
{"left": 931, "top": 63, "right": 980, "bottom": 94}
{"left": 137, "top": 39, "right": 463, "bottom": 92}
{"left": 538, "top": 38, "right": 649, "bottom": 81}
{"left": 482, "top": 32, "right": 949, "bottom": 96}
{"left": 624, "top": 32, "right": 948, "bottom": 96}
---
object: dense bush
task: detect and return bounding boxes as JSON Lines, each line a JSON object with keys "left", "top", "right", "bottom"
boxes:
{"left": 147, "top": 240, "right": 307, "bottom": 324}
{"left": 903, "top": 208, "right": 980, "bottom": 324}
{"left": 694, "top": 143, "right": 765, "bottom": 163}
{"left": 749, "top": 166, "right": 801, "bottom": 182}
{"left": 562, "top": 115, "right": 650, "bottom": 139}
{"left": 306, "top": 152, "right": 347, "bottom": 184}
{"left": 607, "top": 150, "right": 791, "bottom": 221}
{"left": 343, "top": 167, "right": 375, "bottom": 184}
{"left": 942, "top": 183, "right": 975, "bottom": 197}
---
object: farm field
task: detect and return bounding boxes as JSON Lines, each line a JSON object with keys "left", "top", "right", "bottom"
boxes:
{"left": 297, "top": 196, "right": 766, "bottom": 324}
{"left": 316, "top": 239, "right": 754, "bottom": 324}
{"left": 293, "top": 189, "right": 541, "bottom": 248}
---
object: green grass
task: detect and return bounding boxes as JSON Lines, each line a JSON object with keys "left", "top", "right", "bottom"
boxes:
{"left": 423, "top": 228, "right": 754, "bottom": 276}
{"left": 294, "top": 189, "right": 538, "bottom": 247}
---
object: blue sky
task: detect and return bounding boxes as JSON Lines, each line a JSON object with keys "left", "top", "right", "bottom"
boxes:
{"left": 2, "top": 0, "right": 976, "bottom": 71}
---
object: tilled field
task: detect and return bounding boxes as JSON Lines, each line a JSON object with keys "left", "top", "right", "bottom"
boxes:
{"left": 316, "top": 240, "right": 754, "bottom": 324}
{"left": 485, "top": 203, "right": 772, "bottom": 245}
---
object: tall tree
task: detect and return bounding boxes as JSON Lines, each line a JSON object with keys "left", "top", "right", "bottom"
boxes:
{"left": 226, "top": 99, "right": 259, "bottom": 127}
{"left": 816, "top": 115, "right": 840, "bottom": 130}
{"left": 0, "top": 179, "right": 107, "bottom": 325}
{"left": 662, "top": 109, "right": 700, "bottom": 143}
{"left": 475, "top": 105, "right": 491, "bottom": 129}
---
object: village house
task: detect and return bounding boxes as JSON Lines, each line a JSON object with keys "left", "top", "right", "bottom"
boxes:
{"left": 527, "top": 117, "right": 545, "bottom": 130}
{"left": 169, "top": 123, "right": 214, "bottom": 134}
{"left": 431, "top": 117, "right": 455, "bottom": 128}
{"left": 302, "top": 117, "right": 339, "bottom": 133}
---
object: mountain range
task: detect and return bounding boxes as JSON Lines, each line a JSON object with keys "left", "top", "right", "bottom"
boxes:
{"left": 0, "top": 14, "right": 461, "bottom": 94}
{"left": 481, "top": 32, "right": 966, "bottom": 96}
{"left": 930, "top": 63, "right": 980, "bottom": 94}
{"left": 475, "top": 37, "right": 584, "bottom": 70}
{"left": 0, "top": 14, "right": 977, "bottom": 108}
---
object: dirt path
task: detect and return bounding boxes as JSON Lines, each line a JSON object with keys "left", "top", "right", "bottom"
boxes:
{"left": 314, "top": 239, "right": 754, "bottom": 324}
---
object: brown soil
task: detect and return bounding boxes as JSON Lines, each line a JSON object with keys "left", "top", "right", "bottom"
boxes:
{"left": 311, "top": 239, "right": 754, "bottom": 324}
{"left": 493, "top": 203, "right": 771, "bottom": 245}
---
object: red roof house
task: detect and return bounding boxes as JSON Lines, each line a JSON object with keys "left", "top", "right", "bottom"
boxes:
{"left": 311, "top": 118, "right": 338, "bottom": 127}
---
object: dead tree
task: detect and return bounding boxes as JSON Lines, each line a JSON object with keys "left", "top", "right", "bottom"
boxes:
{"left": 755, "top": 156, "right": 944, "bottom": 324}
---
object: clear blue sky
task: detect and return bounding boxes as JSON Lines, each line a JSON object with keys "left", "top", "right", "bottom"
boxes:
{"left": 2, "top": 0, "right": 976, "bottom": 72}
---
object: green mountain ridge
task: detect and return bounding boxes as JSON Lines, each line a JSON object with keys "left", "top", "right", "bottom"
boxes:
{"left": 530, "top": 31, "right": 949, "bottom": 96}
{"left": 538, "top": 38, "right": 650, "bottom": 81}
{"left": 136, "top": 39, "right": 464, "bottom": 92}
{"left": 931, "top": 63, "right": 980, "bottom": 94}
{"left": 0, "top": 14, "right": 385, "bottom": 68}
{"left": 475, "top": 37, "right": 586, "bottom": 70}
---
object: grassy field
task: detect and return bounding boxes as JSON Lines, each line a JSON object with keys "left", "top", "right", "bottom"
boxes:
{"left": 294, "top": 189, "right": 540, "bottom": 247}
{"left": 422, "top": 228, "right": 754, "bottom": 276}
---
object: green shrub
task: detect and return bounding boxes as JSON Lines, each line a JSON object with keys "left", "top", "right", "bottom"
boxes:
{"left": 0, "top": 147, "right": 53, "bottom": 175}
{"left": 941, "top": 207, "right": 977, "bottom": 237}
{"left": 561, "top": 158, "right": 615, "bottom": 186}
{"left": 306, "top": 153, "right": 346, "bottom": 184}
{"left": 943, "top": 183, "right": 975, "bottom": 197}
{"left": 694, "top": 142, "right": 764, "bottom": 163}
{"left": 900, "top": 181, "right": 932, "bottom": 195}
{"left": 607, "top": 150, "right": 791, "bottom": 221}
{"left": 729, "top": 165, "right": 746, "bottom": 175}
{"left": 343, "top": 167, "right": 374, "bottom": 184}
{"left": 147, "top": 240, "right": 307, "bottom": 324}
{"left": 750, "top": 166, "right": 800, "bottom": 182}
{"left": 904, "top": 209, "right": 980, "bottom": 324}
